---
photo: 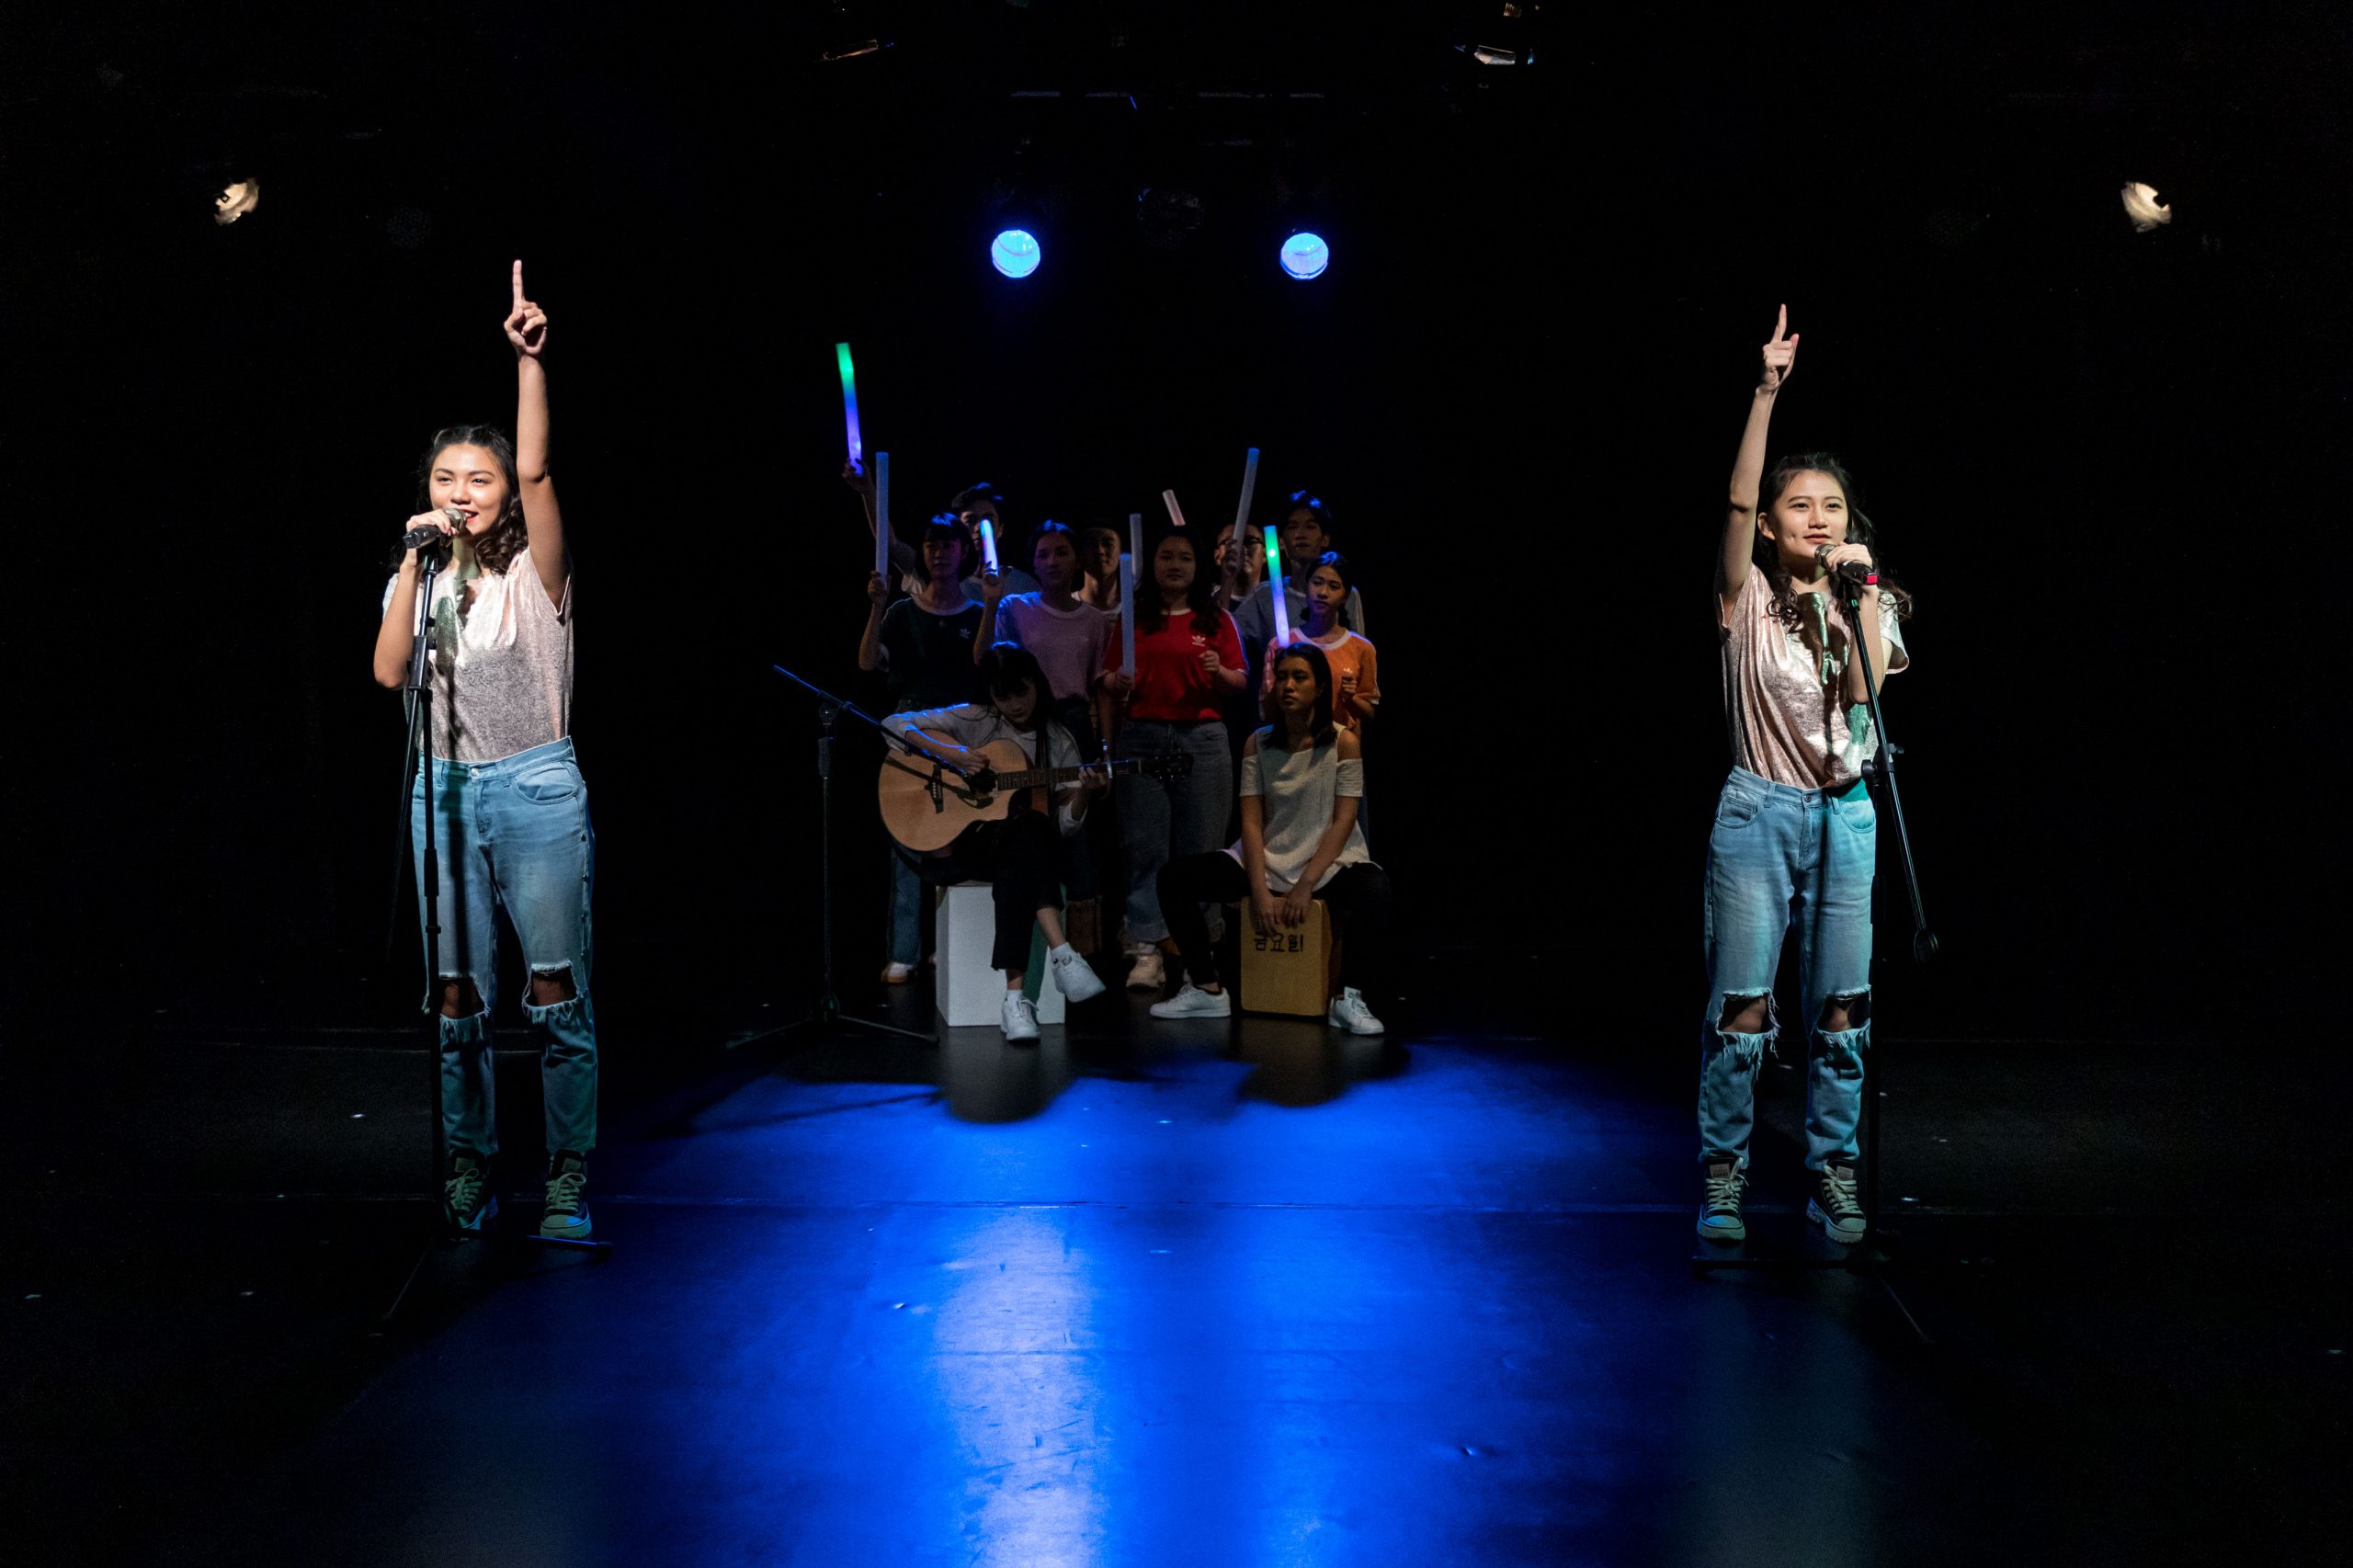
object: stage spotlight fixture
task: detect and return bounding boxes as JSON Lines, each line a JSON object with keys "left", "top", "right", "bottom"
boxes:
{"left": 2120, "top": 181, "right": 2171, "bottom": 233}
{"left": 1279, "top": 232, "right": 1330, "bottom": 281}
{"left": 213, "top": 177, "right": 260, "bottom": 226}
{"left": 991, "top": 228, "right": 1042, "bottom": 278}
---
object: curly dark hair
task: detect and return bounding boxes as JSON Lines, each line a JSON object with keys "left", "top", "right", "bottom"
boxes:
{"left": 412, "top": 425, "right": 529, "bottom": 578}
{"left": 1753, "top": 452, "right": 1913, "bottom": 640}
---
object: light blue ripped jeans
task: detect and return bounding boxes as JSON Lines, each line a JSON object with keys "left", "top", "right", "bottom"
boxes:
{"left": 412, "top": 735, "right": 598, "bottom": 1159}
{"left": 1699, "top": 767, "right": 1875, "bottom": 1173}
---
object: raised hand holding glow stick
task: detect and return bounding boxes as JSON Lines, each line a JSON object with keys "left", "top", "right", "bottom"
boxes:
{"left": 835, "top": 342, "right": 863, "bottom": 464}
{"left": 979, "top": 518, "right": 999, "bottom": 579}
{"left": 1263, "top": 525, "right": 1291, "bottom": 646}
{"left": 873, "top": 452, "right": 892, "bottom": 578}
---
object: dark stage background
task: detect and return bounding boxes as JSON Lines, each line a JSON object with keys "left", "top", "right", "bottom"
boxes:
{"left": 5, "top": 3, "right": 2347, "bottom": 1054}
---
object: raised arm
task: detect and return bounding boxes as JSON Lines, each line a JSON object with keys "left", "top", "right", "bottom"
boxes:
{"left": 858, "top": 573, "right": 890, "bottom": 672}
{"left": 1722, "top": 304, "right": 1798, "bottom": 614}
{"left": 505, "top": 260, "right": 564, "bottom": 607}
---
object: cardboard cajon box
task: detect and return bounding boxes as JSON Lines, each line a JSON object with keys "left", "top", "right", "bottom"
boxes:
{"left": 1236, "top": 899, "right": 1341, "bottom": 1017}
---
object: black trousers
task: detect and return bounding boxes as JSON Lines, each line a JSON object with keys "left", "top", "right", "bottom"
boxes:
{"left": 903, "top": 810, "right": 1065, "bottom": 973}
{"left": 1154, "top": 853, "right": 1393, "bottom": 999}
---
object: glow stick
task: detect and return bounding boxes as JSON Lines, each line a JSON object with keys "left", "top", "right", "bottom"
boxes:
{"left": 1120, "top": 554, "right": 1137, "bottom": 674}
{"left": 1161, "top": 488, "right": 1188, "bottom": 532}
{"left": 1263, "top": 524, "right": 1291, "bottom": 646}
{"left": 873, "top": 451, "right": 891, "bottom": 578}
{"left": 1232, "top": 445, "right": 1260, "bottom": 549}
{"left": 835, "top": 342, "right": 862, "bottom": 464}
{"left": 1124, "top": 510, "right": 1144, "bottom": 679}
{"left": 980, "top": 518, "right": 999, "bottom": 579}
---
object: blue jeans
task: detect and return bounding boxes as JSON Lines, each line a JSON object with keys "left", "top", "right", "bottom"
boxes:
{"left": 1116, "top": 719, "right": 1234, "bottom": 944}
{"left": 411, "top": 736, "right": 598, "bottom": 1159}
{"left": 1699, "top": 767, "right": 1875, "bottom": 1172}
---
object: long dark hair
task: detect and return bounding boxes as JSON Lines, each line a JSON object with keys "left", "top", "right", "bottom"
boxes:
{"left": 1753, "top": 452, "right": 1913, "bottom": 637}
{"left": 979, "top": 643, "right": 1071, "bottom": 760}
{"left": 1261, "top": 640, "right": 1338, "bottom": 749}
{"left": 1137, "top": 528, "right": 1222, "bottom": 637}
{"left": 412, "top": 425, "right": 529, "bottom": 577}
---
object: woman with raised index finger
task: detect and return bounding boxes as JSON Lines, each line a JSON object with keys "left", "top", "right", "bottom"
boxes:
{"left": 1696, "top": 304, "right": 1913, "bottom": 1249}
{"left": 372, "top": 260, "right": 600, "bottom": 1243}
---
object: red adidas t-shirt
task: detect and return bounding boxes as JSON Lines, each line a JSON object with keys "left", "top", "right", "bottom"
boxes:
{"left": 1104, "top": 608, "right": 1246, "bottom": 722}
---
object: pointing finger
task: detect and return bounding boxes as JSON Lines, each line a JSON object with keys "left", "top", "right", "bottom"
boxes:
{"left": 1773, "top": 302, "right": 1787, "bottom": 341}
{"left": 511, "top": 259, "right": 525, "bottom": 308}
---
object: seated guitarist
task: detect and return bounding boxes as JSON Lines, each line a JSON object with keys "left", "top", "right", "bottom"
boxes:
{"left": 881, "top": 645, "right": 1111, "bottom": 1040}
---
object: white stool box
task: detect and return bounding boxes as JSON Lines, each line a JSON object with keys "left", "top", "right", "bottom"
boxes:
{"left": 936, "top": 881, "right": 1065, "bottom": 1028}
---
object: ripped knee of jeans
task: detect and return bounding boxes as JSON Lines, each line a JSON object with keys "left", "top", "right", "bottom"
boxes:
{"left": 1814, "top": 991, "right": 1870, "bottom": 1074}
{"left": 1819, "top": 989, "right": 1871, "bottom": 1033}
{"left": 524, "top": 962, "right": 585, "bottom": 1023}
{"left": 1711, "top": 991, "right": 1779, "bottom": 1068}
{"left": 433, "top": 977, "right": 491, "bottom": 1045}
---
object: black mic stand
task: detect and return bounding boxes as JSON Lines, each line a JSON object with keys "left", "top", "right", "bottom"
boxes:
{"left": 1693, "top": 574, "right": 1939, "bottom": 1348}
{"left": 378, "top": 542, "right": 608, "bottom": 1334}
{"left": 740, "top": 665, "right": 938, "bottom": 1049}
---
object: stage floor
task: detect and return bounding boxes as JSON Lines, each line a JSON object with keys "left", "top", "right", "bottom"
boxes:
{"left": 4, "top": 982, "right": 2342, "bottom": 1566}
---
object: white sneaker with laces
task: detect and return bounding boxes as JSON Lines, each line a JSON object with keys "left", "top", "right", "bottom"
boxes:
{"left": 1049, "top": 944, "right": 1106, "bottom": 1002}
{"left": 1150, "top": 982, "right": 1233, "bottom": 1019}
{"left": 1807, "top": 1162, "right": 1866, "bottom": 1245}
{"left": 1001, "top": 993, "right": 1041, "bottom": 1041}
{"left": 1125, "top": 945, "right": 1165, "bottom": 992}
{"left": 1697, "top": 1159, "right": 1745, "bottom": 1244}
{"left": 1326, "top": 987, "right": 1385, "bottom": 1035}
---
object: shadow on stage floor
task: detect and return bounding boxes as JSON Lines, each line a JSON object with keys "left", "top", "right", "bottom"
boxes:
{"left": 3, "top": 977, "right": 2343, "bottom": 1567}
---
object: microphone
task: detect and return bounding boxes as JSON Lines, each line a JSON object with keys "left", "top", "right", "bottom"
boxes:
{"left": 401, "top": 509, "right": 467, "bottom": 552}
{"left": 1813, "top": 545, "right": 1877, "bottom": 586}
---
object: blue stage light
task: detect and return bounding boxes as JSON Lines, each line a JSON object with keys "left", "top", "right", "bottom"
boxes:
{"left": 991, "top": 229, "right": 1042, "bottom": 279}
{"left": 1279, "top": 232, "right": 1330, "bottom": 281}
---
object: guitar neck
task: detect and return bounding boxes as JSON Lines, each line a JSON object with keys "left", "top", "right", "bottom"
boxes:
{"left": 994, "top": 760, "right": 1138, "bottom": 790}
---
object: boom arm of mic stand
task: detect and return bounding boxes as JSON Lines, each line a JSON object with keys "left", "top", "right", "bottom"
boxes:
{"left": 1839, "top": 590, "right": 1938, "bottom": 963}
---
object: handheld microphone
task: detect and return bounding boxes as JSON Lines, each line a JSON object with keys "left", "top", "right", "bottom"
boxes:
{"left": 401, "top": 509, "right": 467, "bottom": 552}
{"left": 1813, "top": 545, "right": 1877, "bottom": 586}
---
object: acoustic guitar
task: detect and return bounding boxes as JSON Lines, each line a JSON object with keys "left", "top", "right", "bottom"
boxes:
{"left": 879, "top": 739, "right": 1191, "bottom": 854}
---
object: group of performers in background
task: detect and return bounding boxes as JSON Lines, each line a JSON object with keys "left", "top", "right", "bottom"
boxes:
{"left": 850, "top": 464, "right": 1392, "bottom": 1044}
{"left": 374, "top": 273, "right": 1907, "bottom": 1251}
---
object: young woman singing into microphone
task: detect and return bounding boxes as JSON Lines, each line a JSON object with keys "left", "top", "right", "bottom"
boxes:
{"left": 371, "top": 262, "right": 597, "bottom": 1241}
{"left": 1699, "top": 305, "right": 1911, "bottom": 1247}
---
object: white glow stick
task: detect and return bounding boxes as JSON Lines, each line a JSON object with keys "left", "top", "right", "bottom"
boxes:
{"left": 1161, "top": 488, "right": 1188, "bottom": 532}
{"left": 1120, "top": 553, "right": 1137, "bottom": 674}
{"left": 1232, "top": 448, "right": 1260, "bottom": 541}
{"left": 1263, "top": 524, "right": 1291, "bottom": 647}
{"left": 980, "top": 517, "right": 999, "bottom": 579}
{"left": 872, "top": 452, "right": 892, "bottom": 577}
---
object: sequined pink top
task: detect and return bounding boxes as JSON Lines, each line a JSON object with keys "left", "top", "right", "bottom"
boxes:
{"left": 1718, "top": 566, "right": 1908, "bottom": 791}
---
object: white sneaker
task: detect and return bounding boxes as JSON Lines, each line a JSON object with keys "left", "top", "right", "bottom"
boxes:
{"left": 1125, "top": 945, "right": 1165, "bottom": 992}
{"left": 1326, "top": 987, "right": 1385, "bottom": 1035}
{"left": 880, "top": 961, "right": 916, "bottom": 984}
{"left": 1000, "top": 993, "right": 1041, "bottom": 1041}
{"left": 1049, "top": 944, "right": 1106, "bottom": 1002}
{"left": 1150, "top": 982, "right": 1233, "bottom": 1019}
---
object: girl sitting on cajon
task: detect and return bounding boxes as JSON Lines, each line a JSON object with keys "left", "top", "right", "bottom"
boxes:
{"left": 1149, "top": 642, "right": 1390, "bottom": 1033}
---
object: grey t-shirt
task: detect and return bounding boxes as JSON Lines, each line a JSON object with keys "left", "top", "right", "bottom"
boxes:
{"left": 382, "top": 556, "right": 573, "bottom": 762}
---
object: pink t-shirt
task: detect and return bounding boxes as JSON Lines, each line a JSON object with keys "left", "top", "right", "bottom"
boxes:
{"left": 1718, "top": 567, "right": 1907, "bottom": 790}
